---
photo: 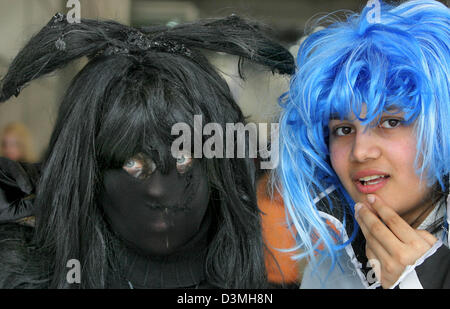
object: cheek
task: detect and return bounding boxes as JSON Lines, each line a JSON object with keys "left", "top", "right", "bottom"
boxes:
{"left": 383, "top": 139, "right": 432, "bottom": 215}
{"left": 329, "top": 141, "right": 350, "bottom": 181}
{"left": 390, "top": 145, "right": 424, "bottom": 196}
{"left": 386, "top": 135, "right": 418, "bottom": 176}
{"left": 187, "top": 167, "right": 210, "bottom": 213}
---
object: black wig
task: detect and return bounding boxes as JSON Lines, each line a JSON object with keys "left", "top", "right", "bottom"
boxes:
{"left": 0, "top": 13, "right": 294, "bottom": 288}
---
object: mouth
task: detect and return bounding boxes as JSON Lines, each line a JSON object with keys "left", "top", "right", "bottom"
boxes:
{"left": 147, "top": 208, "right": 176, "bottom": 232}
{"left": 352, "top": 172, "right": 390, "bottom": 194}
{"left": 145, "top": 203, "right": 191, "bottom": 212}
{"left": 149, "top": 219, "right": 171, "bottom": 232}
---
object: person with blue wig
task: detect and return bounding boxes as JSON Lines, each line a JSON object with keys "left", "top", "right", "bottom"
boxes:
{"left": 278, "top": 0, "right": 449, "bottom": 289}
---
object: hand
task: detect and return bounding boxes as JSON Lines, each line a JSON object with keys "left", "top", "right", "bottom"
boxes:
{"left": 354, "top": 194, "right": 437, "bottom": 288}
{"left": 0, "top": 157, "right": 40, "bottom": 222}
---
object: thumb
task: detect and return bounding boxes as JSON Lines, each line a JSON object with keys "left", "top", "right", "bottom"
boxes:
{"left": 415, "top": 229, "right": 437, "bottom": 246}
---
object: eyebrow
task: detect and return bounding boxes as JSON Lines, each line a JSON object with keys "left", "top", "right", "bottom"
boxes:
{"left": 329, "top": 105, "right": 402, "bottom": 121}
{"left": 329, "top": 113, "right": 349, "bottom": 121}
{"left": 384, "top": 106, "right": 402, "bottom": 114}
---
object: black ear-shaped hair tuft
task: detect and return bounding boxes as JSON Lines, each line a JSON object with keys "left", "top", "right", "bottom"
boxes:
{"left": 0, "top": 13, "right": 295, "bottom": 104}
{"left": 0, "top": 13, "right": 130, "bottom": 103}
{"left": 142, "top": 15, "right": 295, "bottom": 76}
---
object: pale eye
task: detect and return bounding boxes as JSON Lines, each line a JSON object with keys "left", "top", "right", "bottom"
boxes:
{"left": 175, "top": 152, "right": 193, "bottom": 174}
{"left": 123, "top": 153, "right": 156, "bottom": 179}
{"left": 177, "top": 157, "right": 187, "bottom": 164}
{"left": 380, "top": 118, "right": 401, "bottom": 129}
{"left": 124, "top": 159, "right": 137, "bottom": 169}
{"left": 334, "top": 126, "right": 354, "bottom": 136}
{"left": 123, "top": 159, "right": 143, "bottom": 178}
{"left": 124, "top": 158, "right": 143, "bottom": 170}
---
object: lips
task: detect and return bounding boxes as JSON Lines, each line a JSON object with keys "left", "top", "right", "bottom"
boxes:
{"left": 149, "top": 219, "right": 171, "bottom": 232}
{"left": 352, "top": 170, "right": 390, "bottom": 194}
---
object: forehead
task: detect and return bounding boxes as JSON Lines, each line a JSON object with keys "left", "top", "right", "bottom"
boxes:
{"left": 329, "top": 104, "right": 403, "bottom": 121}
{"left": 2, "top": 133, "right": 19, "bottom": 139}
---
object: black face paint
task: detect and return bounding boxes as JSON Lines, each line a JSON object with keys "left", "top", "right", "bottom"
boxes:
{"left": 99, "top": 153, "right": 210, "bottom": 256}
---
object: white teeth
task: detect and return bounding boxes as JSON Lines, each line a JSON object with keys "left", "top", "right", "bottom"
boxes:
{"left": 366, "top": 179, "right": 384, "bottom": 185}
{"left": 359, "top": 175, "right": 386, "bottom": 182}
{"left": 358, "top": 175, "right": 389, "bottom": 186}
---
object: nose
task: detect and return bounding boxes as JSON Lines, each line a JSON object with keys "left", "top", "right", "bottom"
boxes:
{"left": 350, "top": 129, "right": 381, "bottom": 163}
{"left": 143, "top": 168, "right": 184, "bottom": 200}
{"left": 144, "top": 171, "right": 167, "bottom": 198}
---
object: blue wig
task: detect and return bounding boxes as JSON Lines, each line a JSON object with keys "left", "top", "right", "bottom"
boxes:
{"left": 278, "top": 0, "right": 450, "bottom": 271}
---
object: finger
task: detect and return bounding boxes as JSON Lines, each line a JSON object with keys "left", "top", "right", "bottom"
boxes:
{"left": 365, "top": 237, "right": 404, "bottom": 289}
{"left": 415, "top": 229, "right": 437, "bottom": 247}
{"left": 355, "top": 202, "right": 404, "bottom": 256}
{"left": 357, "top": 209, "right": 393, "bottom": 262}
{"left": 366, "top": 194, "right": 421, "bottom": 244}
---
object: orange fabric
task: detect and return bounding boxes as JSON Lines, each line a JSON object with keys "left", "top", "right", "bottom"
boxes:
{"left": 312, "top": 219, "right": 342, "bottom": 254}
{"left": 258, "top": 174, "right": 301, "bottom": 284}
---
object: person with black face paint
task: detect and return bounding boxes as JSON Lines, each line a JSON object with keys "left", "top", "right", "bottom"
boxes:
{"left": 101, "top": 152, "right": 211, "bottom": 288}
{"left": 103, "top": 152, "right": 209, "bottom": 257}
{"left": 0, "top": 13, "right": 294, "bottom": 288}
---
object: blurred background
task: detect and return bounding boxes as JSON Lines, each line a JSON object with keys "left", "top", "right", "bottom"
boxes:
{"left": 0, "top": 0, "right": 447, "bottom": 161}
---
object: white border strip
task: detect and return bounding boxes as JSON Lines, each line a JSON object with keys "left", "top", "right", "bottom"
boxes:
{"left": 313, "top": 185, "right": 336, "bottom": 204}
{"left": 398, "top": 269, "right": 423, "bottom": 289}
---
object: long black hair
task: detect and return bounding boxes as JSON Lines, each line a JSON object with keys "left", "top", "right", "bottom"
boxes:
{"left": 0, "top": 13, "right": 294, "bottom": 288}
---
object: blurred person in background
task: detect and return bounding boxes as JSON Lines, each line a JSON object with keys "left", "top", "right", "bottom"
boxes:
{"left": 0, "top": 122, "right": 38, "bottom": 225}
{"left": 0, "top": 122, "right": 36, "bottom": 163}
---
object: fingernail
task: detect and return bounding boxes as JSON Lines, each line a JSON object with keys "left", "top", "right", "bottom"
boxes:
{"left": 367, "top": 194, "right": 376, "bottom": 204}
